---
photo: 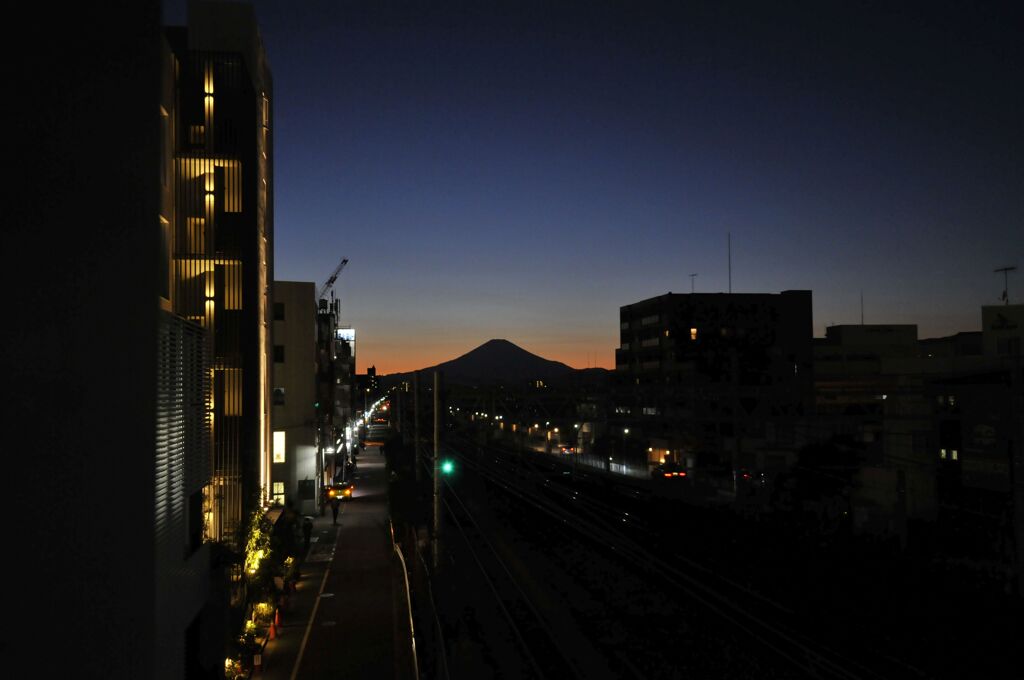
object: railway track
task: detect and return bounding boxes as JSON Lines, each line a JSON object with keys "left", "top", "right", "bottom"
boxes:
{"left": 440, "top": 475, "right": 585, "bottom": 680}
{"left": 444, "top": 432, "right": 929, "bottom": 680}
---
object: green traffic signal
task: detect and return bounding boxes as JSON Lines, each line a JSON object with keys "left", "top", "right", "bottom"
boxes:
{"left": 441, "top": 459, "right": 454, "bottom": 474}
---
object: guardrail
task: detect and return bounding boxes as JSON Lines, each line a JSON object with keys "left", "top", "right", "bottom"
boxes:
{"left": 390, "top": 519, "right": 420, "bottom": 680}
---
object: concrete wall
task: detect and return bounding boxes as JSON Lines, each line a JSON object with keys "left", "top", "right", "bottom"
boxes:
{"left": 982, "top": 304, "right": 1023, "bottom": 357}
{"left": 7, "top": 3, "right": 164, "bottom": 676}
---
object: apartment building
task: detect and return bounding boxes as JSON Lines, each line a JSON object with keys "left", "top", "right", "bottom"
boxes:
{"left": 166, "top": 0, "right": 274, "bottom": 545}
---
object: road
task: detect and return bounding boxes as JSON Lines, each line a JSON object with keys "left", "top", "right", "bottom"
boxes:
{"left": 283, "top": 444, "right": 415, "bottom": 680}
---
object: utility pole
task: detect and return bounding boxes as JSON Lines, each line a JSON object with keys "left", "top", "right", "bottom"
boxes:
{"left": 316, "top": 423, "right": 325, "bottom": 515}
{"left": 519, "top": 414, "right": 524, "bottom": 476}
{"left": 731, "top": 346, "right": 740, "bottom": 498}
{"left": 414, "top": 372, "right": 421, "bottom": 484}
{"left": 396, "top": 388, "right": 402, "bottom": 437}
{"left": 432, "top": 371, "right": 442, "bottom": 570}
{"left": 690, "top": 273, "right": 697, "bottom": 294}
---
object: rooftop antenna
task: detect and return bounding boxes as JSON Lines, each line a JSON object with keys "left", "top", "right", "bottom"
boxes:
{"left": 994, "top": 265, "right": 1016, "bottom": 304}
{"left": 727, "top": 232, "right": 732, "bottom": 294}
{"left": 690, "top": 273, "right": 697, "bottom": 293}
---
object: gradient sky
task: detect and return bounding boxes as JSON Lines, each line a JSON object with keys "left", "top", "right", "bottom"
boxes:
{"left": 165, "top": 1, "right": 1023, "bottom": 374}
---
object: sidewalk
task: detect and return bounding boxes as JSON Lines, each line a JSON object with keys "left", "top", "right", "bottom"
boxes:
{"left": 253, "top": 505, "right": 336, "bottom": 680}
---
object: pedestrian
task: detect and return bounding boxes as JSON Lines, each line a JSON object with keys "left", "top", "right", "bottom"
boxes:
{"left": 302, "top": 516, "right": 313, "bottom": 554}
{"left": 331, "top": 497, "right": 341, "bottom": 525}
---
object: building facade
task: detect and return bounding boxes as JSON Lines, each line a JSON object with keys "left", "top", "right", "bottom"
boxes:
{"left": 813, "top": 324, "right": 936, "bottom": 535}
{"left": 9, "top": 1, "right": 232, "bottom": 676}
{"left": 614, "top": 291, "right": 814, "bottom": 474}
{"left": 811, "top": 307, "right": 1023, "bottom": 557}
{"left": 272, "top": 282, "right": 319, "bottom": 514}
{"left": 154, "top": 30, "right": 222, "bottom": 679}
{"left": 314, "top": 300, "right": 358, "bottom": 496}
{"left": 166, "top": 0, "right": 274, "bottom": 545}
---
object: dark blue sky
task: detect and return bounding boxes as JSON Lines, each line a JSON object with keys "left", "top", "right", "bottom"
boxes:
{"left": 167, "top": 1, "right": 1022, "bottom": 372}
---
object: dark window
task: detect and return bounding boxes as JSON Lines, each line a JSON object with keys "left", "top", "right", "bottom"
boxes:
{"left": 274, "top": 302, "right": 285, "bottom": 321}
{"left": 274, "top": 345, "right": 285, "bottom": 363}
{"left": 273, "top": 387, "right": 285, "bottom": 405}
{"left": 160, "top": 109, "right": 169, "bottom": 186}
{"left": 185, "top": 613, "right": 203, "bottom": 680}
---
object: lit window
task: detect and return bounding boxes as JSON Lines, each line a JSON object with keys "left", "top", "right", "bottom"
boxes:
{"left": 940, "top": 448, "right": 946, "bottom": 459}
{"left": 690, "top": 328, "right": 698, "bottom": 341}
{"left": 951, "top": 449, "right": 958, "bottom": 461}
{"left": 273, "top": 431, "right": 286, "bottom": 463}
{"left": 272, "top": 482, "right": 284, "bottom": 506}
{"left": 220, "top": 368, "right": 243, "bottom": 416}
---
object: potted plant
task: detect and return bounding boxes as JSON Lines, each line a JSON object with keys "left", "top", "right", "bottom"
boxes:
{"left": 224, "top": 655, "right": 245, "bottom": 680}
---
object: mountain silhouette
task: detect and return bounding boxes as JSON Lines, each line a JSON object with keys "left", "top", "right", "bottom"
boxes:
{"left": 381, "top": 339, "right": 605, "bottom": 387}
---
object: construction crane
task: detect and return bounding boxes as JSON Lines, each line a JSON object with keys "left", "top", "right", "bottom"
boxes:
{"left": 319, "top": 257, "right": 349, "bottom": 301}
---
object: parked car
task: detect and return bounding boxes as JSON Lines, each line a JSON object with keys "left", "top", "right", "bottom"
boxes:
{"left": 325, "top": 480, "right": 355, "bottom": 502}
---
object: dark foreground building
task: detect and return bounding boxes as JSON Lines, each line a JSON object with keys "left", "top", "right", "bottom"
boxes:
{"left": 614, "top": 290, "right": 814, "bottom": 473}
{"left": 8, "top": 2, "right": 274, "bottom": 677}
{"left": 9, "top": 2, "right": 174, "bottom": 678}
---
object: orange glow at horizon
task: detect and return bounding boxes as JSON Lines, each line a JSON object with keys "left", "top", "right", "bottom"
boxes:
{"left": 361, "top": 342, "right": 615, "bottom": 376}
